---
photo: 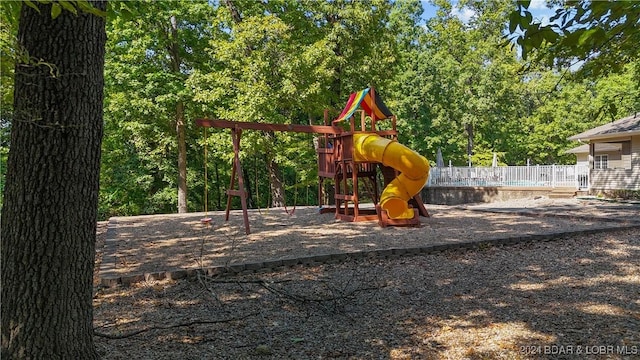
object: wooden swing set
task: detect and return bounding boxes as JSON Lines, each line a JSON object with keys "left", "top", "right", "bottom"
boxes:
{"left": 196, "top": 87, "right": 429, "bottom": 234}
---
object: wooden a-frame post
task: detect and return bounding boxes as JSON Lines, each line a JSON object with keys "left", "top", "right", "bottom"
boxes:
{"left": 225, "top": 127, "right": 251, "bottom": 234}
{"left": 196, "top": 118, "right": 341, "bottom": 235}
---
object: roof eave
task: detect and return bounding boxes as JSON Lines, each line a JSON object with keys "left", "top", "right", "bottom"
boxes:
{"left": 568, "top": 130, "right": 640, "bottom": 142}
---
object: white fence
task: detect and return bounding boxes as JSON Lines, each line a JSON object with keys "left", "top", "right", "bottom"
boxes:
{"left": 427, "top": 165, "right": 589, "bottom": 189}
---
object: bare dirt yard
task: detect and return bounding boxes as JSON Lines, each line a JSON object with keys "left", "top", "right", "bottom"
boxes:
{"left": 93, "top": 199, "right": 640, "bottom": 359}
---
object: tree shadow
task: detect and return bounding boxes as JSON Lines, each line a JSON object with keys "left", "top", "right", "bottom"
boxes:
{"left": 97, "top": 205, "right": 627, "bottom": 286}
{"left": 94, "top": 228, "right": 639, "bottom": 359}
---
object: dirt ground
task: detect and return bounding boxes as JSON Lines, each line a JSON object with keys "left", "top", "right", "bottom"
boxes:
{"left": 93, "top": 199, "right": 640, "bottom": 359}
{"left": 96, "top": 199, "right": 638, "bottom": 286}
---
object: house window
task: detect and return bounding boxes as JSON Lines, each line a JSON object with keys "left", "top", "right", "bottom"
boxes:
{"left": 594, "top": 155, "right": 608, "bottom": 169}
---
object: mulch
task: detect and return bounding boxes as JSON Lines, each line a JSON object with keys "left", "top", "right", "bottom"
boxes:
{"left": 96, "top": 200, "right": 640, "bottom": 287}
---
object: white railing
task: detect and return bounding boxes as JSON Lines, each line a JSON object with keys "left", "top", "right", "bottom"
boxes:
{"left": 427, "top": 165, "right": 589, "bottom": 189}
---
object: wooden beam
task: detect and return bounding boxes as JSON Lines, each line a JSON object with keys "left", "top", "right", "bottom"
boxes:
{"left": 196, "top": 118, "right": 343, "bottom": 134}
{"left": 224, "top": 128, "right": 251, "bottom": 235}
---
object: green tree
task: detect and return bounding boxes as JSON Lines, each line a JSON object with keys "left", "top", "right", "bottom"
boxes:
{"left": 400, "top": 0, "right": 527, "bottom": 165}
{"left": 1, "top": 1, "right": 106, "bottom": 357}
{"left": 390, "top": 0, "right": 637, "bottom": 168}
{"left": 508, "top": 0, "right": 640, "bottom": 78}
{"left": 190, "top": 0, "right": 399, "bottom": 207}
{"left": 0, "top": 6, "right": 19, "bottom": 207}
{"left": 102, "top": 0, "right": 214, "bottom": 216}
{"left": 502, "top": 58, "right": 639, "bottom": 166}
{"left": 386, "top": 0, "right": 435, "bottom": 156}
{"left": 506, "top": 1, "right": 639, "bottom": 163}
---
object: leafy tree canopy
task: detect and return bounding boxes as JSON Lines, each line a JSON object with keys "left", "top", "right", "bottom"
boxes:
{"left": 508, "top": 0, "right": 640, "bottom": 77}
{"left": 3, "top": 0, "right": 639, "bottom": 216}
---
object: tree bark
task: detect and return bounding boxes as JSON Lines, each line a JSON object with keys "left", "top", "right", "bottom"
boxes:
{"left": 169, "top": 15, "right": 188, "bottom": 213}
{"left": 224, "top": 0, "right": 243, "bottom": 24}
{"left": 268, "top": 159, "right": 285, "bottom": 207}
{"left": 264, "top": 132, "right": 285, "bottom": 207}
{"left": 176, "top": 101, "right": 188, "bottom": 213}
{"left": 1, "top": 2, "right": 106, "bottom": 359}
{"left": 243, "top": 167, "right": 254, "bottom": 208}
{"left": 465, "top": 122, "right": 474, "bottom": 165}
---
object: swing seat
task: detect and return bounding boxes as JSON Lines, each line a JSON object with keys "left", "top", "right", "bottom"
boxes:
{"left": 200, "top": 217, "right": 212, "bottom": 224}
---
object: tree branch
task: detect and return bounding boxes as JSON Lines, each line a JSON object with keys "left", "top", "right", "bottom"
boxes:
{"left": 93, "top": 312, "right": 259, "bottom": 340}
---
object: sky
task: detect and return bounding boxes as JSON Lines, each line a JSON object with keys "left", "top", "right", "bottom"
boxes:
{"left": 420, "top": 0, "right": 558, "bottom": 25}
{"left": 419, "top": 1, "right": 584, "bottom": 70}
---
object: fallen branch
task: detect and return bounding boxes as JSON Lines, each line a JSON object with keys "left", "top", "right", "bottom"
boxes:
{"left": 199, "top": 276, "right": 294, "bottom": 284}
{"left": 94, "top": 312, "right": 259, "bottom": 340}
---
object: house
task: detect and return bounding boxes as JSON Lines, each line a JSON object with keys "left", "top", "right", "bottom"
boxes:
{"left": 567, "top": 113, "right": 640, "bottom": 192}
{"left": 566, "top": 143, "right": 626, "bottom": 167}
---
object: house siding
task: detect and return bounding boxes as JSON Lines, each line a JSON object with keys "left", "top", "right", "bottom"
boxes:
{"left": 590, "top": 135, "right": 640, "bottom": 191}
{"left": 598, "top": 151, "right": 625, "bottom": 169}
{"left": 576, "top": 153, "right": 588, "bottom": 167}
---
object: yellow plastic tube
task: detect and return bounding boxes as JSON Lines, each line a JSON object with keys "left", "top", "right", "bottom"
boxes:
{"left": 353, "top": 134, "right": 430, "bottom": 219}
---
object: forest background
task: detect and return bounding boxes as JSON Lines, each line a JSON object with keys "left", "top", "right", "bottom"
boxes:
{"left": 1, "top": 0, "right": 638, "bottom": 220}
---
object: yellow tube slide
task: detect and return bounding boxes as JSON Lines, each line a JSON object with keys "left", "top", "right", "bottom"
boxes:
{"left": 353, "top": 134, "right": 430, "bottom": 219}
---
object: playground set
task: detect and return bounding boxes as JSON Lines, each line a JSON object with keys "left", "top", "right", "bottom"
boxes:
{"left": 196, "top": 87, "right": 430, "bottom": 234}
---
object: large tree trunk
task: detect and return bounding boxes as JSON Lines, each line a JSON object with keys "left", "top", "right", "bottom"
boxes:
{"left": 169, "top": 15, "right": 188, "bottom": 213}
{"left": 268, "top": 158, "right": 285, "bottom": 207}
{"left": 465, "top": 122, "right": 474, "bottom": 166}
{"left": 176, "top": 101, "right": 188, "bottom": 213}
{"left": 264, "top": 132, "right": 285, "bottom": 207}
{"left": 1, "top": 2, "right": 106, "bottom": 359}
